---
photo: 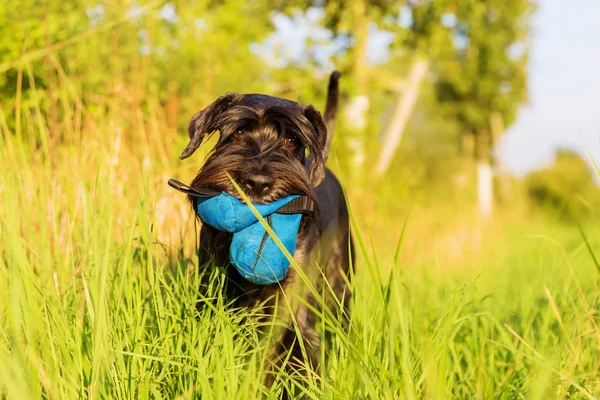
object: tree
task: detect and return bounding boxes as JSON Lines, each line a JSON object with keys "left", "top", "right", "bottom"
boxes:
{"left": 526, "top": 149, "right": 599, "bottom": 221}
{"left": 279, "top": 1, "right": 434, "bottom": 180}
{"left": 0, "top": 0, "right": 278, "bottom": 152}
{"left": 0, "top": 0, "right": 89, "bottom": 137}
{"left": 432, "top": 0, "right": 533, "bottom": 217}
{"left": 319, "top": 0, "right": 406, "bottom": 184}
{"left": 374, "top": 0, "right": 450, "bottom": 176}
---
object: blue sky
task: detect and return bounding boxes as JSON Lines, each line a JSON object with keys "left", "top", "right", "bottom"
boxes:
{"left": 499, "top": 0, "right": 600, "bottom": 175}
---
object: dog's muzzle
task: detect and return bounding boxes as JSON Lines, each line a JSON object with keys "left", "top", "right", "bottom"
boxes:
{"left": 168, "top": 179, "right": 314, "bottom": 285}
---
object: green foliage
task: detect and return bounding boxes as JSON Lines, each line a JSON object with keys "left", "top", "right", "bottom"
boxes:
{"left": 2, "top": 131, "right": 600, "bottom": 397}
{"left": 431, "top": 0, "right": 533, "bottom": 156}
{"left": 0, "top": 0, "right": 87, "bottom": 125}
{"left": 0, "top": 0, "right": 277, "bottom": 138}
{"left": 0, "top": 0, "right": 536, "bottom": 187}
{"left": 374, "top": 77, "right": 466, "bottom": 206}
{"left": 526, "top": 149, "right": 599, "bottom": 221}
{"left": 3, "top": 1, "right": 594, "bottom": 398}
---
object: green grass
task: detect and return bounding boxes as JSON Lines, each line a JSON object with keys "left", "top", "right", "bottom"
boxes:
{"left": 1, "top": 123, "right": 600, "bottom": 399}
{"left": 1, "top": 59, "right": 600, "bottom": 399}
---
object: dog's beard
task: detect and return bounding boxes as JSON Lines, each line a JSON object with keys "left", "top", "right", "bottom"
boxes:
{"left": 190, "top": 150, "right": 314, "bottom": 205}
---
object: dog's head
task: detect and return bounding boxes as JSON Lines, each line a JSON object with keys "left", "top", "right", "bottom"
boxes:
{"left": 180, "top": 93, "right": 327, "bottom": 204}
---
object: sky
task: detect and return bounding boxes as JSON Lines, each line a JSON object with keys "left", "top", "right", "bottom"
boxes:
{"left": 499, "top": 0, "right": 600, "bottom": 175}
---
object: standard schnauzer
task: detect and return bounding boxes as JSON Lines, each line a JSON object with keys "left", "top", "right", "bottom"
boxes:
{"left": 176, "top": 71, "right": 353, "bottom": 392}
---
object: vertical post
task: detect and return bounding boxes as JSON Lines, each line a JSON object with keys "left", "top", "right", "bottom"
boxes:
{"left": 477, "top": 161, "right": 493, "bottom": 217}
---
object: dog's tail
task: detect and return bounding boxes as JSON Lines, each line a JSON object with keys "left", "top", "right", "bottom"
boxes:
{"left": 323, "top": 71, "right": 341, "bottom": 162}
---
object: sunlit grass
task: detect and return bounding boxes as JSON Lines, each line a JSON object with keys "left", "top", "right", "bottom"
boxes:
{"left": 1, "top": 60, "right": 600, "bottom": 399}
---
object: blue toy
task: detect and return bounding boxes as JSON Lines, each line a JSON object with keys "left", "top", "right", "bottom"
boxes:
{"left": 168, "top": 179, "right": 313, "bottom": 285}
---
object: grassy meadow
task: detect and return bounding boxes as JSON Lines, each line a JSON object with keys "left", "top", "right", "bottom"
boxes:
{"left": 1, "top": 4, "right": 600, "bottom": 398}
{"left": 1, "top": 81, "right": 600, "bottom": 399}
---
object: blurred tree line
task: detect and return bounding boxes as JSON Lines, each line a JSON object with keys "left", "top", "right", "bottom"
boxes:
{"left": 4, "top": 0, "right": 595, "bottom": 222}
{"left": 525, "top": 149, "right": 599, "bottom": 222}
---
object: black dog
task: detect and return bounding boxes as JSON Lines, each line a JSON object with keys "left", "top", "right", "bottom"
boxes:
{"left": 178, "top": 72, "right": 353, "bottom": 391}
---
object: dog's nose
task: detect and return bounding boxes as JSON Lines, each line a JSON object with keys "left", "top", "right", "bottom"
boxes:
{"left": 244, "top": 174, "right": 274, "bottom": 196}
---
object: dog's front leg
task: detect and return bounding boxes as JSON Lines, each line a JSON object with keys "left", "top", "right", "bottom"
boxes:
{"left": 258, "top": 238, "right": 322, "bottom": 397}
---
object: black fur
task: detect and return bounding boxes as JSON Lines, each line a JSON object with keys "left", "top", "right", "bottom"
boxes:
{"left": 179, "top": 72, "right": 353, "bottom": 395}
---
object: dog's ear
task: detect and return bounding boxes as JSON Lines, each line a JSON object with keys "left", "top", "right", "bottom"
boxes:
{"left": 303, "top": 105, "right": 328, "bottom": 186}
{"left": 180, "top": 93, "right": 243, "bottom": 160}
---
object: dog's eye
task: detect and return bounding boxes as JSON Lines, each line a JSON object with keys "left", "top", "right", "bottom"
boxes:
{"left": 283, "top": 136, "right": 298, "bottom": 148}
{"left": 233, "top": 130, "right": 243, "bottom": 139}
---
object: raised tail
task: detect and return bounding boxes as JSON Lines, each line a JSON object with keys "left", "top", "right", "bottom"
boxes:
{"left": 323, "top": 71, "right": 341, "bottom": 162}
